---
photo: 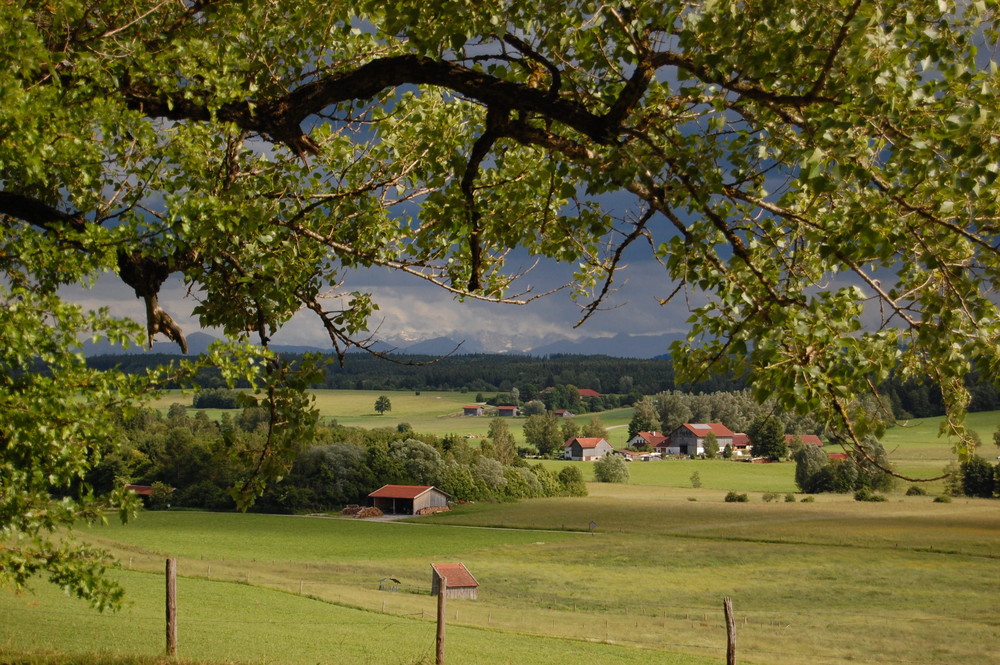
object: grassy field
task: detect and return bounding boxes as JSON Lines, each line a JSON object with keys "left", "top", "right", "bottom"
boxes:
{"left": 150, "top": 388, "right": 637, "bottom": 446}
{"left": 3, "top": 487, "right": 998, "bottom": 665}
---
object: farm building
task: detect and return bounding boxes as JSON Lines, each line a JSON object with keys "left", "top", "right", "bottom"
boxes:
{"left": 462, "top": 405, "right": 484, "bottom": 416}
{"left": 553, "top": 409, "right": 575, "bottom": 418}
{"left": 628, "top": 431, "right": 668, "bottom": 449}
{"left": 496, "top": 405, "right": 519, "bottom": 417}
{"left": 667, "top": 423, "right": 735, "bottom": 456}
{"left": 431, "top": 563, "right": 479, "bottom": 600}
{"left": 368, "top": 485, "right": 451, "bottom": 515}
{"left": 786, "top": 434, "right": 824, "bottom": 447}
{"left": 563, "top": 436, "right": 614, "bottom": 461}
{"left": 731, "top": 433, "right": 752, "bottom": 457}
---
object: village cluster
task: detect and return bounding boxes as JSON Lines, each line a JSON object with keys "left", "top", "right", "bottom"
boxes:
{"left": 563, "top": 424, "right": 825, "bottom": 462}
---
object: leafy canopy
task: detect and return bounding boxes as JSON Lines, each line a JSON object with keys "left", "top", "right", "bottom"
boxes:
{"left": 2, "top": 0, "right": 1000, "bottom": 606}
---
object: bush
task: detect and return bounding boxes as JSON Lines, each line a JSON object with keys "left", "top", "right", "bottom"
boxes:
{"left": 933, "top": 495, "right": 953, "bottom": 503}
{"left": 784, "top": 493, "right": 796, "bottom": 502}
{"left": 854, "top": 488, "right": 888, "bottom": 502}
{"left": 800, "top": 496, "right": 815, "bottom": 503}
{"left": 557, "top": 465, "right": 588, "bottom": 496}
{"left": 594, "top": 454, "right": 630, "bottom": 483}
{"left": 905, "top": 485, "right": 928, "bottom": 496}
{"left": 762, "top": 492, "right": 779, "bottom": 503}
{"left": 724, "top": 491, "right": 749, "bottom": 502}
{"left": 960, "top": 456, "right": 996, "bottom": 498}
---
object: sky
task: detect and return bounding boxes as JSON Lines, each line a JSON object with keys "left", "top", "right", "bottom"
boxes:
{"left": 62, "top": 233, "right": 698, "bottom": 356}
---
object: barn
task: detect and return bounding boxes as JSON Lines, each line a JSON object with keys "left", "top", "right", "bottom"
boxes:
{"left": 431, "top": 562, "right": 479, "bottom": 600}
{"left": 368, "top": 485, "right": 451, "bottom": 515}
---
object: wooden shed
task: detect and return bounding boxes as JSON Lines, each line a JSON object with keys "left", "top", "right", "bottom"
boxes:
{"left": 431, "top": 563, "right": 479, "bottom": 600}
{"left": 368, "top": 485, "right": 451, "bottom": 515}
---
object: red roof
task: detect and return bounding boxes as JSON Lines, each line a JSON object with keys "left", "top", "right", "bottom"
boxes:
{"left": 732, "top": 433, "right": 751, "bottom": 448}
{"left": 563, "top": 436, "right": 609, "bottom": 449}
{"left": 368, "top": 485, "right": 437, "bottom": 499}
{"left": 634, "top": 431, "right": 668, "bottom": 446}
{"left": 680, "top": 423, "right": 735, "bottom": 437}
{"left": 497, "top": 405, "right": 518, "bottom": 411}
{"left": 578, "top": 389, "right": 602, "bottom": 398}
{"left": 431, "top": 563, "right": 479, "bottom": 588}
{"left": 786, "top": 434, "right": 824, "bottom": 446}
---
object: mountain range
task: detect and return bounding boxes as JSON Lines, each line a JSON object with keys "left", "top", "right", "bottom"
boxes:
{"left": 82, "top": 330, "right": 686, "bottom": 359}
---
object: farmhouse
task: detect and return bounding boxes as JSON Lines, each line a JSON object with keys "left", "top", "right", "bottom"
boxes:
{"left": 628, "top": 431, "right": 668, "bottom": 449}
{"left": 368, "top": 485, "right": 451, "bottom": 515}
{"left": 553, "top": 409, "right": 575, "bottom": 418}
{"left": 431, "top": 563, "right": 479, "bottom": 600}
{"left": 667, "top": 423, "right": 735, "bottom": 456}
{"left": 563, "top": 436, "right": 614, "bottom": 461}
{"left": 462, "top": 405, "right": 484, "bottom": 416}
{"left": 496, "top": 405, "right": 519, "bottom": 417}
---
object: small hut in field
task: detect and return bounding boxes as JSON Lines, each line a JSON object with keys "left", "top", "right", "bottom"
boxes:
{"left": 431, "top": 563, "right": 479, "bottom": 600}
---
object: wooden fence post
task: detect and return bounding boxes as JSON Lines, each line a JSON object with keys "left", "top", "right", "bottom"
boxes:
{"left": 166, "top": 558, "right": 177, "bottom": 657}
{"left": 436, "top": 578, "right": 447, "bottom": 665}
{"left": 724, "top": 596, "right": 736, "bottom": 665}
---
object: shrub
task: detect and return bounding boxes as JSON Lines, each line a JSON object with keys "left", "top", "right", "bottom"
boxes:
{"left": 784, "top": 493, "right": 796, "bottom": 502}
{"left": 854, "top": 488, "right": 888, "bottom": 502}
{"left": 690, "top": 471, "right": 702, "bottom": 488}
{"left": 960, "top": 456, "right": 996, "bottom": 498}
{"left": 762, "top": 492, "right": 779, "bottom": 503}
{"left": 593, "top": 454, "right": 629, "bottom": 483}
{"left": 725, "top": 491, "right": 749, "bottom": 502}
{"left": 934, "top": 495, "right": 953, "bottom": 503}
{"left": 800, "top": 496, "right": 815, "bottom": 503}
{"left": 905, "top": 485, "right": 928, "bottom": 496}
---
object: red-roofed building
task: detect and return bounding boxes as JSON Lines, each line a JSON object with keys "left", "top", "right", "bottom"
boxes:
{"left": 627, "top": 431, "right": 668, "bottom": 449}
{"left": 732, "top": 433, "right": 752, "bottom": 457}
{"left": 496, "top": 405, "right": 519, "bottom": 417}
{"left": 786, "top": 434, "right": 824, "bottom": 447}
{"left": 431, "top": 563, "right": 479, "bottom": 599}
{"left": 577, "top": 388, "right": 602, "bottom": 398}
{"left": 563, "top": 436, "right": 614, "bottom": 461}
{"left": 463, "top": 405, "right": 484, "bottom": 416}
{"left": 667, "top": 423, "right": 735, "bottom": 457}
{"left": 368, "top": 485, "right": 451, "bottom": 515}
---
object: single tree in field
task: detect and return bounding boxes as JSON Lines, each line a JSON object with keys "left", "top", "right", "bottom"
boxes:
{"left": 747, "top": 416, "right": 787, "bottom": 462}
{"left": 628, "top": 397, "right": 659, "bottom": 440}
{"left": 581, "top": 417, "right": 608, "bottom": 440}
{"left": 374, "top": 395, "right": 392, "bottom": 415}
{"left": 482, "top": 418, "right": 518, "bottom": 466}
{"left": 523, "top": 413, "right": 563, "bottom": 457}
{"left": 703, "top": 432, "right": 719, "bottom": 459}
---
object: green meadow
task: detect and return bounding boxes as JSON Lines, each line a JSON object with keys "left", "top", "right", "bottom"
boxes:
{"left": 10, "top": 393, "right": 994, "bottom": 665}
{"left": 3, "top": 488, "right": 998, "bottom": 665}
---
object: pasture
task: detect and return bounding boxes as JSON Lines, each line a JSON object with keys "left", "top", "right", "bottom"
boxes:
{"left": 3, "top": 486, "right": 998, "bottom": 665}
{"left": 150, "top": 388, "right": 636, "bottom": 445}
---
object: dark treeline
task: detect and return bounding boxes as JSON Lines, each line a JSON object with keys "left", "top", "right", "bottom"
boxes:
{"left": 86, "top": 352, "right": 734, "bottom": 395}
{"left": 85, "top": 351, "right": 1000, "bottom": 420}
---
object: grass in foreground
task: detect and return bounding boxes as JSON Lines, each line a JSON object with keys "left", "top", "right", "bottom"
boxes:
{"left": 5, "top": 490, "right": 997, "bottom": 665}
